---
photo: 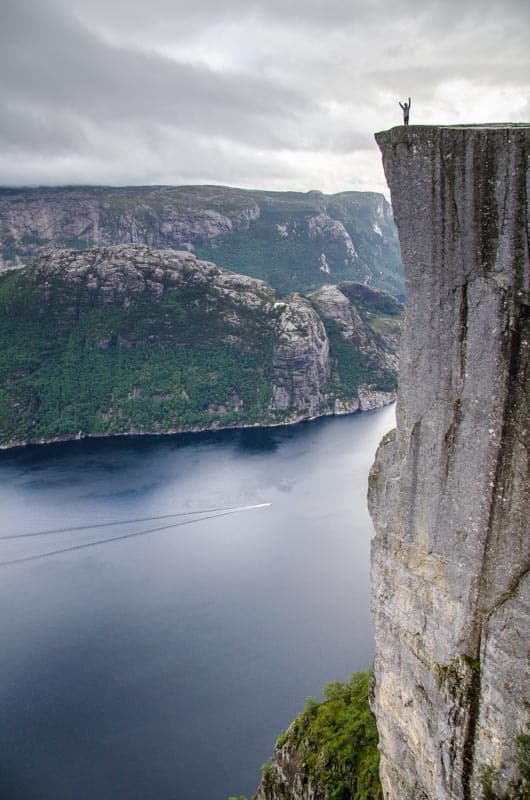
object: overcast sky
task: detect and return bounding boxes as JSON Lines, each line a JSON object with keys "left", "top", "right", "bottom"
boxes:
{"left": 1, "top": 0, "right": 529, "bottom": 194}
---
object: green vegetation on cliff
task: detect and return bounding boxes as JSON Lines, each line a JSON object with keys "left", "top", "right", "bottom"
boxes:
{"left": 0, "top": 246, "right": 402, "bottom": 448}
{"left": 195, "top": 195, "right": 403, "bottom": 298}
{"left": 0, "top": 257, "right": 274, "bottom": 443}
{"left": 257, "top": 670, "right": 382, "bottom": 800}
{"left": 324, "top": 320, "right": 397, "bottom": 397}
{"left": 481, "top": 724, "right": 530, "bottom": 800}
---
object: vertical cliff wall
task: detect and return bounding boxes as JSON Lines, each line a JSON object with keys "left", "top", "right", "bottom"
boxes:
{"left": 368, "top": 125, "right": 530, "bottom": 800}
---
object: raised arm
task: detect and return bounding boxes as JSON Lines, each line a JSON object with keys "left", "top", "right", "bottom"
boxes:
{"left": 399, "top": 101, "right": 405, "bottom": 110}
{"left": 408, "top": 97, "right": 411, "bottom": 108}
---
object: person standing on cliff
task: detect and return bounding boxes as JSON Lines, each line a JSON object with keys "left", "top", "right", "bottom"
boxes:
{"left": 399, "top": 97, "right": 411, "bottom": 125}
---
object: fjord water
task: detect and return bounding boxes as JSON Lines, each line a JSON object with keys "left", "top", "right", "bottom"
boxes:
{"left": 0, "top": 406, "right": 394, "bottom": 800}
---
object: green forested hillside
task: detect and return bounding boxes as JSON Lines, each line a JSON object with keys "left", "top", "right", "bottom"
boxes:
{"left": 0, "top": 246, "right": 402, "bottom": 448}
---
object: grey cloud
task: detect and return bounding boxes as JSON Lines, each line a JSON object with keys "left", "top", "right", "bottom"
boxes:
{"left": 0, "top": 126, "right": 302, "bottom": 188}
{"left": 0, "top": 102, "right": 90, "bottom": 155}
{"left": 0, "top": 0, "right": 528, "bottom": 190}
{"left": 67, "top": 0, "right": 529, "bottom": 33}
{"left": 1, "top": 0, "right": 311, "bottom": 149}
{"left": 366, "top": 62, "right": 530, "bottom": 97}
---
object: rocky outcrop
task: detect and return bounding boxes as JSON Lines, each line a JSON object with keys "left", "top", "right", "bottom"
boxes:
{"left": 309, "top": 283, "right": 399, "bottom": 376}
{"left": 309, "top": 284, "right": 366, "bottom": 342}
{"left": 33, "top": 244, "right": 275, "bottom": 313}
{"left": 0, "top": 245, "right": 402, "bottom": 448}
{"left": 308, "top": 213, "right": 358, "bottom": 263}
{"left": 368, "top": 125, "right": 530, "bottom": 799}
{"left": 271, "top": 295, "right": 330, "bottom": 417}
{"left": 256, "top": 739, "right": 321, "bottom": 800}
{"left": 308, "top": 282, "right": 402, "bottom": 417}
{"left": 0, "top": 185, "right": 404, "bottom": 297}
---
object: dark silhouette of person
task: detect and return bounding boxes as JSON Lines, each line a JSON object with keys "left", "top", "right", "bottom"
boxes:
{"left": 399, "top": 97, "right": 411, "bottom": 125}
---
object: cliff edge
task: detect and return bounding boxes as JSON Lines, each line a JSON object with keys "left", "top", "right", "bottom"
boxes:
{"left": 368, "top": 125, "right": 530, "bottom": 799}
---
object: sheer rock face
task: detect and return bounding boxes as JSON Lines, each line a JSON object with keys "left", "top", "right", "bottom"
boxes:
{"left": 368, "top": 125, "right": 530, "bottom": 800}
{"left": 271, "top": 294, "right": 331, "bottom": 416}
{"left": 308, "top": 284, "right": 368, "bottom": 344}
{"left": 0, "top": 185, "right": 404, "bottom": 297}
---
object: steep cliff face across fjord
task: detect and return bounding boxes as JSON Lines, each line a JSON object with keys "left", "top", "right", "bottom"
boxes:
{"left": 0, "top": 245, "right": 401, "bottom": 448}
{"left": 369, "top": 125, "right": 530, "bottom": 799}
{"left": 0, "top": 185, "right": 403, "bottom": 297}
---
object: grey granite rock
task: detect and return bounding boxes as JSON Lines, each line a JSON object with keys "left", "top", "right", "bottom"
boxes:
{"left": 308, "top": 284, "right": 366, "bottom": 342}
{"left": 369, "top": 125, "right": 530, "bottom": 799}
{"left": 254, "top": 739, "right": 321, "bottom": 800}
{"left": 271, "top": 293, "right": 330, "bottom": 416}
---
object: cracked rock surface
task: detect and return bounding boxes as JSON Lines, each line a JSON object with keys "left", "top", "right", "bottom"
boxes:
{"left": 368, "top": 125, "right": 530, "bottom": 800}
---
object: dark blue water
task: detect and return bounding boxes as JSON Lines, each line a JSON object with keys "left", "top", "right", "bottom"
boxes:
{"left": 0, "top": 406, "right": 394, "bottom": 800}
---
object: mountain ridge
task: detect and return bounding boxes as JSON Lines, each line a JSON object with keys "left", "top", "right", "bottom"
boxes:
{"left": 0, "top": 185, "right": 403, "bottom": 298}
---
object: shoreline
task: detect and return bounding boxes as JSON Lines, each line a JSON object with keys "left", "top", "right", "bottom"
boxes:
{"left": 0, "top": 394, "right": 396, "bottom": 452}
